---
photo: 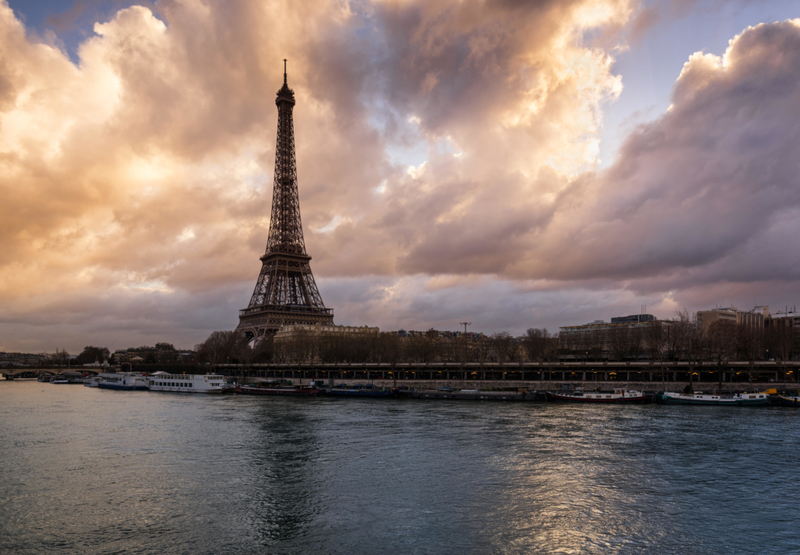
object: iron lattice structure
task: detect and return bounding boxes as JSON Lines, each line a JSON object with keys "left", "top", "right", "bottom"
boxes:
{"left": 236, "top": 62, "right": 333, "bottom": 341}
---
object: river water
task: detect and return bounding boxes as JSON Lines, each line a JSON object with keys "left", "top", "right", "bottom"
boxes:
{"left": 1, "top": 380, "right": 799, "bottom": 554}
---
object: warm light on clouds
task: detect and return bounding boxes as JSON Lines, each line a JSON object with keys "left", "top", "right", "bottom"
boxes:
{"left": 1, "top": 0, "right": 799, "bottom": 351}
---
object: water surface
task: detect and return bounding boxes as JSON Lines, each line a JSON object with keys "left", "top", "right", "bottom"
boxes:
{"left": 2, "top": 381, "right": 799, "bottom": 554}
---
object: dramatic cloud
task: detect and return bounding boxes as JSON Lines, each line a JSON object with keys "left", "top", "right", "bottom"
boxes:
{"left": 0, "top": 0, "right": 798, "bottom": 351}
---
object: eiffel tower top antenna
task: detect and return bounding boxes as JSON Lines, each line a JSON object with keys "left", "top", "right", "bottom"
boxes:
{"left": 283, "top": 59, "right": 287, "bottom": 84}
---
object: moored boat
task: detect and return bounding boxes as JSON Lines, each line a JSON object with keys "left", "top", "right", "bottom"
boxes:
{"left": 773, "top": 394, "right": 800, "bottom": 407}
{"left": 147, "top": 372, "right": 227, "bottom": 394}
{"left": 546, "top": 388, "right": 648, "bottom": 403}
{"left": 237, "top": 383, "right": 320, "bottom": 396}
{"left": 412, "top": 388, "right": 531, "bottom": 401}
{"left": 97, "top": 372, "right": 149, "bottom": 391}
{"left": 49, "top": 375, "right": 70, "bottom": 384}
{"left": 323, "top": 385, "right": 398, "bottom": 397}
{"left": 656, "top": 391, "right": 769, "bottom": 406}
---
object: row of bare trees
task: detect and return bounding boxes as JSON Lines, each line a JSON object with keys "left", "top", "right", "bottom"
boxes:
{"left": 195, "top": 314, "right": 798, "bottom": 368}
{"left": 195, "top": 329, "right": 561, "bottom": 366}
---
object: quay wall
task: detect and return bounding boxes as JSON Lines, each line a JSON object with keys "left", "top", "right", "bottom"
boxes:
{"left": 239, "top": 376, "right": 799, "bottom": 393}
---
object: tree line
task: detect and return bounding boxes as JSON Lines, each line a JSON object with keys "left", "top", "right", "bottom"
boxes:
{"left": 195, "top": 311, "right": 797, "bottom": 369}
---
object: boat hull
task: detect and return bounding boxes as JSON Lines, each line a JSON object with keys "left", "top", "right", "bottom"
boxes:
{"left": 97, "top": 383, "right": 149, "bottom": 391}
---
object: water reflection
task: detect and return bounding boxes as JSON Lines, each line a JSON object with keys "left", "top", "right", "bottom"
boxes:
{"left": 240, "top": 400, "right": 322, "bottom": 545}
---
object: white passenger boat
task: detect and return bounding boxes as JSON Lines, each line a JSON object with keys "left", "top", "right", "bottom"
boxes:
{"left": 50, "top": 375, "right": 70, "bottom": 384}
{"left": 97, "top": 372, "right": 149, "bottom": 391}
{"left": 147, "top": 372, "right": 226, "bottom": 394}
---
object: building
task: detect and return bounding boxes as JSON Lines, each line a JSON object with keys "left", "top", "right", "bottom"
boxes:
{"left": 611, "top": 314, "right": 655, "bottom": 324}
{"left": 559, "top": 314, "right": 669, "bottom": 358}
{"left": 273, "top": 324, "right": 379, "bottom": 342}
{"left": 696, "top": 306, "right": 768, "bottom": 331}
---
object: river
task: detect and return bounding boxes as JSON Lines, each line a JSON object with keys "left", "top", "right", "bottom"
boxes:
{"left": 1, "top": 380, "right": 799, "bottom": 554}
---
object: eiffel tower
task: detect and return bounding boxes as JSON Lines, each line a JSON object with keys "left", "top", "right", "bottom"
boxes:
{"left": 236, "top": 61, "right": 334, "bottom": 341}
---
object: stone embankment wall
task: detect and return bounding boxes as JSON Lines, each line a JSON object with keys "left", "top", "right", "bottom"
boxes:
{"left": 241, "top": 376, "right": 798, "bottom": 392}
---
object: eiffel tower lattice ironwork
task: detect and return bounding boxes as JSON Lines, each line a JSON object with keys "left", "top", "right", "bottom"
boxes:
{"left": 236, "top": 61, "right": 333, "bottom": 340}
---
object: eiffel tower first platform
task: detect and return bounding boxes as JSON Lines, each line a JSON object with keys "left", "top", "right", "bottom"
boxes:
{"left": 236, "top": 62, "right": 334, "bottom": 341}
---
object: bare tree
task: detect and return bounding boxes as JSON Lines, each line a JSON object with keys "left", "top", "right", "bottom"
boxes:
{"left": 492, "top": 332, "right": 520, "bottom": 363}
{"left": 674, "top": 310, "right": 705, "bottom": 390}
{"left": 196, "top": 331, "right": 238, "bottom": 368}
{"left": 407, "top": 333, "right": 436, "bottom": 363}
{"left": 524, "top": 328, "right": 551, "bottom": 362}
{"left": 252, "top": 336, "right": 274, "bottom": 363}
{"left": 53, "top": 348, "right": 70, "bottom": 367}
{"left": 629, "top": 328, "right": 643, "bottom": 361}
{"left": 766, "top": 322, "right": 795, "bottom": 383}
{"left": 608, "top": 326, "right": 631, "bottom": 362}
{"left": 736, "top": 324, "right": 764, "bottom": 383}
{"left": 707, "top": 321, "right": 737, "bottom": 388}
{"left": 644, "top": 322, "right": 667, "bottom": 387}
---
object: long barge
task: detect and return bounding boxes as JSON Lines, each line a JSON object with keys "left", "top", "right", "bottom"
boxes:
{"left": 656, "top": 391, "right": 769, "bottom": 405}
{"left": 236, "top": 384, "right": 320, "bottom": 396}
{"left": 412, "top": 388, "right": 534, "bottom": 401}
{"left": 323, "top": 387, "right": 398, "bottom": 398}
{"left": 546, "top": 388, "right": 648, "bottom": 403}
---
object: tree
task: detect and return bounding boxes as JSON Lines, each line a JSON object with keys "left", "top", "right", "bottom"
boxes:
{"left": 376, "top": 333, "right": 402, "bottom": 365}
{"left": 75, "top": 346, "right": 110, "bottom": 366}
{"left": 608, "top": 326, "right": 631, "bottom": 362}
{"left": 230, "top": 334, "right": 255, "bottom": 365}
{"left": 707, "top": 321, "right": 737, "bottom": 387}
{"left": 524, "top": 328, "right": 551, "bottom": 362}
{"left": 407, "top": 333, "right": 436, "bottom": 363}
{"left": 196, "top": 331, "right": 238, "bottom": 367}
{"left": 53, "top": 348, "right": 70, "bottom": 367}
{"left": 629, "top": 328, "right": 643, "bottom": 361}
{"left": 675, "top": 310, "right": 705, "bottom": 389}
{"left": 492, "top": 332, "right": 519, "bottom": 363}
{"left": 644, "top": 322, "right": 667, "bottom": 386}
{"left": 736, "top": 325, "right": 764, "bottom": 383}
{"left": 252, "top": 336, "right": 274, "bottom": 363}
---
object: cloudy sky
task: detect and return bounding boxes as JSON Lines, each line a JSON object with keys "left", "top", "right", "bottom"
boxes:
{"left": 2, "top": 0, "right": 799, "bottom": 353}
